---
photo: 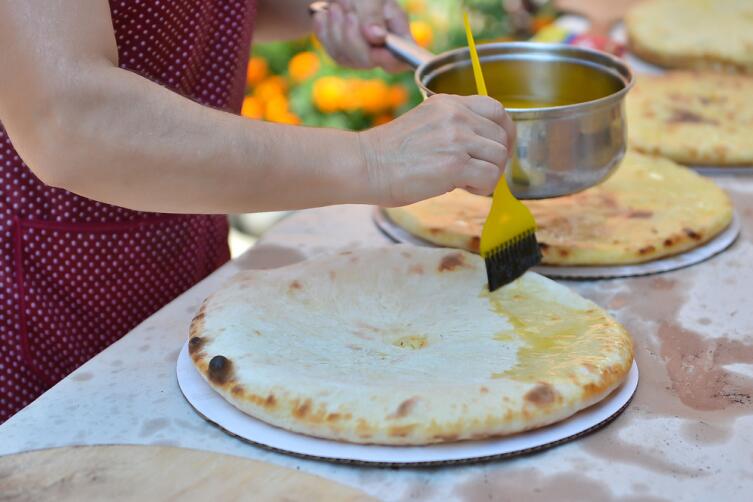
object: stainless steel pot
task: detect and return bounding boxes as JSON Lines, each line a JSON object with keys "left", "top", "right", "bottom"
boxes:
{"left": 386, "top": 36, "right": 634, "bottom": 199}
{"left": 309, "top": 3, "right": 634, "bottom": 199}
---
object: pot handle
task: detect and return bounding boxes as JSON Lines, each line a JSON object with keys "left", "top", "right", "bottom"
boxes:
{"left": 308, "top": 1, "right": 434, "bottom": 69}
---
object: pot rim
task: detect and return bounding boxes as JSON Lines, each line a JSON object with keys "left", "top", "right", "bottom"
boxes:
{"left": 415, "top": 42, "right": 635, "bottom": 120}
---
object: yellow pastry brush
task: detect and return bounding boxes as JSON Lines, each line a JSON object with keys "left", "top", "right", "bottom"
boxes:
{"left": 463, "top": 11, "right": 541, "bottom": 291}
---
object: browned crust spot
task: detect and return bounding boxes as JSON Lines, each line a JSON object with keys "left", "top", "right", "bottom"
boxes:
{"left": 582, "top": 363, "right": 629, "bottom": 401}
{"left": 429, "top": 227, "right": 442, "bottom": 235}
{"left": 469, "top": 236, "right": 481, "bottom": 253}
{"left": 667, "top": 108, "right": 718, "bottom": 125}
{"left": 208, "top": 355, "right": 233, "bottom": 385}
{"left": 246, "top": 393, "right": 278, "bottom": 410}
{"left": 539, "top": 242, "right": 550, "bottom": 251}
{"left": 627, "top": 210, "right": 653, "bottom": 219}
{"left": 639, "top": 245, "right": 656, "bottom": 255}
{"left": 293, "top": 399, "right": 312, "bottom": 419}
{"left": 388, "top": 424, "right": 417, "bottom": 437}
{"left": 438, "top": 252, "right": 467, "bottom": 272}
{"left": 389, "top": 397, "right": 418, "bottom": 419}
{"left": 684, "top": 228, "right": 703, "bottom": 241}
{"left": 524, "top": 383, "right": 558, "bottom": 406}
{"left": 408, "top": 264, "right": 424, "bottom": 275}
{"left": 188, "top": 336, "right": 205, "bottom": 355}
{"left": 432, "top": 433, "right": 459, "bottom": 442}
{"left": 582, "top": 363, "right": 598, "bottom": 374}
{"left": 188, "top": 300, "right": 208, "bottom": 339}
{"left": 558, "top": 249, "right": 569, "bottom": 258}
{"left": 289, "top": 280, "right": 302, "bottom": 291}
{"left": 356, "top": 418, "right": 374, "bottom": 436}
{"left": 480, "top": 386, "right": 489, "bottom": 394}
{"left": 231, "top": 384, "right": 244, "bottom": 396}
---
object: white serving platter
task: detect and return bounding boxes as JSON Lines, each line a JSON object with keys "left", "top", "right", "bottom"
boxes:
{"left": 177, "top": 342, "right": 638, "bottom": 466}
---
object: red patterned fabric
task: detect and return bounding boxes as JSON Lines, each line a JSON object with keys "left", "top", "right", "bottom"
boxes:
{"left": 0, "top": 0, "right": 258, "bottom": 422}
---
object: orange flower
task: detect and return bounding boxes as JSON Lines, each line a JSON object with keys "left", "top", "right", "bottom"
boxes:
{"left": 532, "top": 15, "right": 555, "bottom": 34}
{"left": 289, "top": 51, "right": 321, "bottom": 83}
{"left": 338, "top": 79, "right": 362, "bottom": 112}
{"left": 253, "top": 76, "right": 288, "bottom": 103}
{"left": 241, "top": 96, "right": 264, "bottom": 119}
{"left": 410, "top": 20, "right": 433, "bottom": 49}
{"left": 246, "top": 57, "right": 268, "bottom": 87}
{"left": 264, "top": 95, "right": 290, "bottom": 122}
{"left": 373, "top": 114, "right": 393, "bottom": 126}
{"left": 387, "top": 85, "right": 409, "bottom": 110}
{"left": 273, "top": 112, "right": 302, "bottom": 125}
{"left": 357, "top": 79, "right": 390, "bottom": 115}
{"left": 313, "top": 76, "right": 348, "bottom": 113}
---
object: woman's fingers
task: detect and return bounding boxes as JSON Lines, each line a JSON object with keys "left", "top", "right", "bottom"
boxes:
{"left": 327, "top": 3, "right": 346, "bottom": 63}
{"left": 313, "top": 0, "right": 411, "bottom": 72}
{"left": 449, "top": 95, "right": 517, "bottom": 150}
{"left": 343, "top": 12, "right": 372, "bottom": 67}
{"left": 466, "top": 136, "right": 508, "bottom": 169}
{"left": 384, "top": 0, "right": 411, "bottom": 37}
{"left": 458, "top": 159, "right": 502, "bottom": 196}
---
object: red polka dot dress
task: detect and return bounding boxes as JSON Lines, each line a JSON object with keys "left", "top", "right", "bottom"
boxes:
{"left": 0, "top": 0, "right": 258, "bottom": 422}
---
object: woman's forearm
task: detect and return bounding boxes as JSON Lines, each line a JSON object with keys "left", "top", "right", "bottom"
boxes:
{"left": 10, "top": 64, "right": 371, "bottom": 214}
{"left": 1, "top": 0, "right": 514, "bottom": 215}
{"left": 0, "top": 0, "right": 372, "bottom": 214}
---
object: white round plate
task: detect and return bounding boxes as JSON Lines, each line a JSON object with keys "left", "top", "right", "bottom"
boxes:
{"left": 373, "top": 208, "right": 741, "bottom": 280}
{"left": 691, "top": 166, "right": 753, "bottom": 176}
{"left": 177, "top": 343, "right": 638, "bottom": 466}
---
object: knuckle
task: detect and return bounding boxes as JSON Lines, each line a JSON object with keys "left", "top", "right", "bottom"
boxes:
{"left": 445, "top": 147, "right": 467, "bottom": 166}
{"left": 484, "top": 97, "right": 505, "bottom": 120}
{"left": 447, "top": 126, "right": 464, "bottom": 144}
{"left": 494, "top": 143, "right": 508, "bottom": 163}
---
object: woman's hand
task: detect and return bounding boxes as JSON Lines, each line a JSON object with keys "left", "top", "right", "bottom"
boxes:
{"left": 359, "top": 94, "right": 516, "bottom": 207}
{"left": 312, "top": 0, "right": 411, "bottom": 72}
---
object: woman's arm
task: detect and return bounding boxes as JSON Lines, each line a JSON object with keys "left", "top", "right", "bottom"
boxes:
{"left": 0, "top": 0, "right": 513, "bottom": 213}
{"left": 0, "top": 0, "right": 371, "bottom": 213}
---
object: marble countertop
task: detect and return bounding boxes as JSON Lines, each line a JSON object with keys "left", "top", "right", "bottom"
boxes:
{"left": 2, "top": 176, "right": 753, "bottom": 501}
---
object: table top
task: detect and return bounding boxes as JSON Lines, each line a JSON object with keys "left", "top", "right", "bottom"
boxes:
{"left": 2, "top": 176, "right": 753, "bottom": 501}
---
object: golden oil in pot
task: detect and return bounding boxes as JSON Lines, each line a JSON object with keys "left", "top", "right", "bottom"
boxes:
{"left": 426, "top": 58, "right": 625, "bottom": 109}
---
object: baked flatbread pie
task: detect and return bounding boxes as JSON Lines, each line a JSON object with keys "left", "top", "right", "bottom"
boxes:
{"left": 189, "top": 247, "right": 633, "bottom": 445}
{"left": 385, "top": 151, "right": 733, "bottom": 265}
{"left": 625, "top": 0, "right": 753, "bottom": 74}
{"left": 626, "top": 72, "right": 753, "bottom": 165}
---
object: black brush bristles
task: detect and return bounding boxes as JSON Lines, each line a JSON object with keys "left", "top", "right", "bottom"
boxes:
{"left": 484, "top": 230, "right": 542, "bottom": 292}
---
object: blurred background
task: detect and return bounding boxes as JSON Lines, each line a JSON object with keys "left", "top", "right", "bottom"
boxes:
{"left": 229, "top": 0, "right": 557, "bottom": 257}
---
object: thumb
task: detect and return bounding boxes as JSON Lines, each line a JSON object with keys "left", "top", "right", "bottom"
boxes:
{"left": 356, "top": 0, "right": 388, "bottom": 45}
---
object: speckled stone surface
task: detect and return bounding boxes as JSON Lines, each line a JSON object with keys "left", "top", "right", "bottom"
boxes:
{"left": 2, "top": 176, "right": 753, "bottom": 501}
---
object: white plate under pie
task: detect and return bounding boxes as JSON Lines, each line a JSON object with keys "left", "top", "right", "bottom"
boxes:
{"left": 177, "top": 342, "right": 639, "bottom": 466}
{"left": 690, "top": 166, "right": 753, "bottom": 176}
{"left": 373, "top": 208, "right": 741, "bottom": 280}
